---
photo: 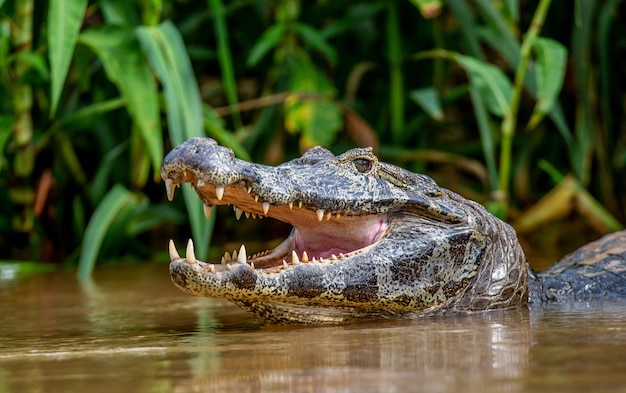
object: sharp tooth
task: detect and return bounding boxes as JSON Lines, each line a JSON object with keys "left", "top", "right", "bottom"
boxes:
{"left": 298, "top": 201, "right": 303, "bottom": 208}
{"left": 215, "top": 186, "right": 225, "bottom": 200}
{"left": 203, "top": 204, "right": 212, "bottom": 219}
{"left": 235, "top": 207, "right": 243, "bottom": 220}
{"left": 283, "top": 260, "right": 289, "bottom": 269}
{"left": 224, "top": 251, "right": 231, "bottom": 262}
{"left": 226, "top": 264, "right": 232, "bottom": 271}
{"left": 221, "top": 256, "right": 225, "bottom": 264}
{"left": 209, "top": 265, "right": 216, "bottom": 273}
{"left": 250, "top": 261, "right": 255, "bottom": 269}
{"left": 316, "top": 209, "right": 325, "bottom": 221}
{"left": 245, "top": 211, "right": 250, "bottom": 219}
{"left": 233, "top": 250, "right": 238, "bottom": 260}
{"left": 237, "top": 244, "right": 247, "bottom": 264}
{"left": 289, "top": 201, "right": 293, "bottom": 209}
{"left": 291, "top": 250, "right": 300, "bottom": 264}
{"left": 186, "top": 239, "right": 197, "bottom": 264}
{"left": 262, "top": 202, "right": 270, "bottom": 215}
{"left": 165, "top": 178, "right": 176, "bottom": 201}
{"left": 312, "top": 257, "right": 317, "bottom": 263}
{"left": 168, "top": 239, "right": 180, "bottom": 261}
{"left": 254, "top": 195, "right": 259, "bottom": 202}
{"left": 247, "top": 187, "right": 252, "bottom": 193}
{"left": 301, "top": 251, "right": 309, "bottom": 263}
{"left": 331, "top": 254, "right": 338, "bottom": 260}
{"left": 325, "top": 212, "right": 332, "bottom": 221}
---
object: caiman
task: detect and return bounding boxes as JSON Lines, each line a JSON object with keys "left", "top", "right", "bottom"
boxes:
{"left": 161, "top": 137, "right": 626, "bottom": 324}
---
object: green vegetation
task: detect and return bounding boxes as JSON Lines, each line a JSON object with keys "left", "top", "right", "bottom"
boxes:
{"left": 0, "top": 0, "right": 624, "bottom": 276}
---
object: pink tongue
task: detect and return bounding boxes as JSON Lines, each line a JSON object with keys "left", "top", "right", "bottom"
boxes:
{"left": 292, "top": 217, "right": 387, "bottom": 260}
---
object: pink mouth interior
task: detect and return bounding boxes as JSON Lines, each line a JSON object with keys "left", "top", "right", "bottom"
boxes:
{"left": 292, "top": 216, "right": 388, "bottom": 260}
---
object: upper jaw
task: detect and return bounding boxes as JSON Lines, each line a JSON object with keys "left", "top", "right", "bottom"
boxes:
{"left": 163, "top": 165, "right": 390, "bottom": 272}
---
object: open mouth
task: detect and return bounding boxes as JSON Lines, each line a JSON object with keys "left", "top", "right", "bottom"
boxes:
{"left": 164, "top": 173, "right": 389, "bottom": 274}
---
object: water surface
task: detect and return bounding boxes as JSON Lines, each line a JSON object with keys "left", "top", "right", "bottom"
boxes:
{"left": 1, "top": 263, "right": 626, "bottom": 392}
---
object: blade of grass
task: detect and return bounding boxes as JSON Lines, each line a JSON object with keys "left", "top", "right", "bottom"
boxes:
{"left": 48, "top": 0, "right": 87, "bottom": 117}
{"left": 77, "top": 184, "right": 144, "bottom": 279}
{"left": 415, "top": 49, "right": 504, "bottom": 194}
{"left": 137, "top": 21, "right": 214, "bottom": 260}
{"left": 444, "top": 1, "right": 500, "bottom": 196}
{"left": 78, "top": 25, "right": 163, "bottom": 178}
{"left": 387, "top": 0, "right": 404, "bottom": 142}
{"left": 475, "top": 0, "right": 520, "bottom": 66}
{"left": 595, "top": 0, "right": 622, "bottom": 214}
{"left": 571, "top": 0, "right": 595, "bottom": 186}
{"left": 294, "top": 22, "right": 338, "bottom": 65}
{"left": 446, "top": 0, "right": 485, "bottom": 60}
{"left": 499, "top": 0, "right": 552, "bottom": 218}
{"left": 246, "top": 23, "right": 286, "bottom": 67}
{"left": 469, "top": 87, "right": 499, "bottom": 195}
{"left": 208, "top": 0, "right": 243, "bottom": 131}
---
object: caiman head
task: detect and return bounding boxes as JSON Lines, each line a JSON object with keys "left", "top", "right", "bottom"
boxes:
{"left": 161, "top": 137, "right": 527, "bottom": 324}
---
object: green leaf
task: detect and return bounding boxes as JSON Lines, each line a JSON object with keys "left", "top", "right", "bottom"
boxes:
{"left": 409, "top": 88, "right": 444, "bottom": 121}
{"left": 78, "top": 25, "right": 163, "bottom": 176}
{"left": 284, "top": 60, "right": 341, "bottom": 147}
{"left": 13, "top": 52, "right": 49, "bottom": 82}
{"left": 77, "top": 184, "right": 144, "bottom": 278}
{"left": 294, "top": 23, "right": 337, "bottom": 65}
{"left": 136, "top": 22, "right": 203, "bottom": 145}
{"left": 58, "top": 97, "right": 126, "bottom": 129}
{"left": 246, "top": 23, "right": 286, "bottom": 67}
{"left": 48, "top": 0, "right": 87, "bottom": 117}
{"left": 456, "top": 55, "right": 513, "bottom": 117}
{"left": 126, "top": 203, "right": 186, "bottom": 236}
{"left": 137, "top": 21, "right": 213, "bottom": 260}
{"left": 100, "top": 0, "right": 140, "bottom": 26}
{"left": 527, "top": 37, "right": 567, "bottom": 129}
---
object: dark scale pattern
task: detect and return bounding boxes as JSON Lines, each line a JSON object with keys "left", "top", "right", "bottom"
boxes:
{"left": 535, "top": 231, "right": 626, "bottom": 302}
{"left": 162, "top": 138, "right": 626, "bottom": 324}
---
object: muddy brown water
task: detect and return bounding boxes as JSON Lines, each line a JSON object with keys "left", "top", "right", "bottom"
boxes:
{"left": 1, "top": 262, "right": 626, "bottom": 393}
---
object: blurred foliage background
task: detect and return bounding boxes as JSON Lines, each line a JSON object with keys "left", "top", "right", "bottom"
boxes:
{"left": 0, "top": 0, "right": 624, "bottom": 276}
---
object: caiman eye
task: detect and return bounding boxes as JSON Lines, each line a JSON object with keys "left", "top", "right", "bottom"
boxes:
{"left": 354, "top": 158, "right": 373, "bottom": 173}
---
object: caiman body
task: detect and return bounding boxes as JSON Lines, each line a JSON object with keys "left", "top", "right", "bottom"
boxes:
{"left": 161, "top": 137, "right": 626, "bottom": 324}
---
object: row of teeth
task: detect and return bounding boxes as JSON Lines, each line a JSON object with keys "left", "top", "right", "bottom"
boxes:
{"left": 169, "top": 239, "right": 346, "bottom": 273}
{"left": 164, "top": 178, "right": 342, "bottom": 222}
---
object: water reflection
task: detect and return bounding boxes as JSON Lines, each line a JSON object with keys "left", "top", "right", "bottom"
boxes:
{"left": 175, "top": 310, "right": 531, "bottom": 393}
{"left": 1, "top": 264, "right": 626, "bottom": 393}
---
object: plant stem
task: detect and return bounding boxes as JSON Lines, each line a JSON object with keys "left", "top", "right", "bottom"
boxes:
{"left": 498, "top": 0, "right": 552, "bottom": 216}
{"left": 209, "top": 0, "right": 243, "bottom": 131}
{"left": 387, "top": 0, "right": 404, "bottom": 142}
{"left": 11, "top": 0, "right": 35, "bottom": 233}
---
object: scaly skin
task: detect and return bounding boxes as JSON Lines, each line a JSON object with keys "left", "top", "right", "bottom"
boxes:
{"left": 161, "top": 137, "right": 626, "bottom": 324}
